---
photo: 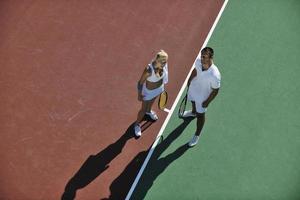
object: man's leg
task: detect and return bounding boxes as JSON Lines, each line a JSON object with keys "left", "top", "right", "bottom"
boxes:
{"left": 195, "top": 112, "right": 205, "bottom": 136}
{"left": 191, "top": 101, "right": 196, "bottom": 114}
{"left": 188, "top": 109, "right": 205, "bottom": 147}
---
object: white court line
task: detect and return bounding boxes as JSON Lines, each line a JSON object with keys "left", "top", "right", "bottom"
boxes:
{"left": 125, "top": 1, "right": 229, "bottom": 199}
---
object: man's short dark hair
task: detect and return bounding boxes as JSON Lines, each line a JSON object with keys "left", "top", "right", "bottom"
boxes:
{"left": 201, "top": 47, "right": 214, "bottom": 58}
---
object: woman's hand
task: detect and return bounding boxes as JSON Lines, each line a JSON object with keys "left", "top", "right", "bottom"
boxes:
{"left": 138, "top": 92, "right": 144, "bottom": 101}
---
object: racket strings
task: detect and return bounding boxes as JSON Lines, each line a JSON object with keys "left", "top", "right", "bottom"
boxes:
{"left": 158, "top": 91, "right": 168, "bottom": 110}
{"left": 178, "top": 95, "right": 187, "bottom": 117}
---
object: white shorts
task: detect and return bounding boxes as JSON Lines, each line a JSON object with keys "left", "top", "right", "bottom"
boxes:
{"left": 142, "top": 84, "right": 164, "bottom": 101}
{"left": 187, "top": 92, "right": 207, "bottom": 113}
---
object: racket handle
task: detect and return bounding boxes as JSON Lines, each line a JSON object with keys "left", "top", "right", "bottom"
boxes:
{"left": 163, "top": 108, "right": 170, "bottom": 113}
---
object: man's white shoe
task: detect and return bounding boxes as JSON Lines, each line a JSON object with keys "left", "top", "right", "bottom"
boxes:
{"left": 182, "top": 110, "right": 197, "bottom": 118}
{"left": 134, "top": 124, "right": 142, "bottom": 137}
{"left": 188, "top": 135, "right": 199, "bottom": 147}
{"left": 146, "top": 110, "right": 159, "bottom": 121}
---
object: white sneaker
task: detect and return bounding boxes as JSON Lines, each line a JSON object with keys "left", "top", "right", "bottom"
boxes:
{"left": 146, "top": 110, "right": 159, "bottom": 121}
{"left": 188, "top": 135, "right": 199, "bottom": 147}
{"left": 134, "top": 124, "right": 142, "bottom": 137}
{"left": 182, "top": 110, "right": 196, "bottom": 118}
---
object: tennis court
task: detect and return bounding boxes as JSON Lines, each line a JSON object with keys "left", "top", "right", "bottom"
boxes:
{"left": 128, "top": 0, "right": 300, "bottom": 199}
{"left": 1, "top": 0, "right": 300, "bottom": 199}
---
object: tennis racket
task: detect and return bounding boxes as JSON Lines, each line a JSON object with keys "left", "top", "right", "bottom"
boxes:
{"left": 158, "top": 91, "right": 168, "bottom": 111}
{"left": 178, "top": 94, "right": 187, "bottom": 118}
{"left": 178, "top": 92, "right": 188, "bottom": 118}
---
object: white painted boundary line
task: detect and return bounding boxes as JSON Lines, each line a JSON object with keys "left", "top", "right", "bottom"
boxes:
{"left": 125, "top": 1, "right": 229, "bottom": 199}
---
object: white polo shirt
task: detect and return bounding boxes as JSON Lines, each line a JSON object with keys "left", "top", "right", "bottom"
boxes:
{"left": 187, "top": 58, "right": 221, "bottom": 113}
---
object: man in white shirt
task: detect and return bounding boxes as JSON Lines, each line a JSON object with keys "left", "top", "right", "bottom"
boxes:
{"left": 183, "top": 47, "right": 221, "bottom": 147}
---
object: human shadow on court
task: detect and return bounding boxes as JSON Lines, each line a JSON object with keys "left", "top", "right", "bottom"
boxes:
{"left": 61, "top": 123, "right": 137, "bottom": 200}
{"left": 61, "top": 115, "right": 157, "bottom": 200}
{"left": 140, "top": 115, "right": 156, "bottom": 133}
{"left": 106, "top": 118, "right": 192, "bottom": 200}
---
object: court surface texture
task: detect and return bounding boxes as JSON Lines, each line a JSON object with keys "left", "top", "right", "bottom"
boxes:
{"left": 1, "top": 0, "right": 300, "bottom": 199}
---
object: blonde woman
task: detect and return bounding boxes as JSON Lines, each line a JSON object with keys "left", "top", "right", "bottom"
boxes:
{"left": 135, "top": 50, "right": 169, "bottom": 137}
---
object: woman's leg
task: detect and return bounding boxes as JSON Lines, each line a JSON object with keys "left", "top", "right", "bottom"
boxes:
{"left": 145, "top": 97, "right": 159, "bottom": 120}
{"left": 146, "top": 97, "right": 156, "bottom": 113}
{"left": 136, "top": 100, "right": 150, "bottom": 125}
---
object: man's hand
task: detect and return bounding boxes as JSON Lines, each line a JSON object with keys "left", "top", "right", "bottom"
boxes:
{"left": 202, "top": 100, "right": 209, "bottom": 108}
{"left": 202, "top": 88, "right": 219, "bottom": 108}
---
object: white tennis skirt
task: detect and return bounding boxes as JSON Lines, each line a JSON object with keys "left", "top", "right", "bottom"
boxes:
{"left": 142, "top": 84, "right": 164, "bottom": 101}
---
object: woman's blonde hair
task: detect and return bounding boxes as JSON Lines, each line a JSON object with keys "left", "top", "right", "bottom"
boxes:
{"left": 155, "top": 50, "right": 168, "bottom": 61}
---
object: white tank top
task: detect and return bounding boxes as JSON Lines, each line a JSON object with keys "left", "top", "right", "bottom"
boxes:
{"left": 146, "top": 63, "right": 168, "bottom": 84}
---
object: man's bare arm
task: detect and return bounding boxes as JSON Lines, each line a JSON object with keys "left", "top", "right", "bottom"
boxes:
{"left": 202, "top": 88, "right": 219, "bottom": 108}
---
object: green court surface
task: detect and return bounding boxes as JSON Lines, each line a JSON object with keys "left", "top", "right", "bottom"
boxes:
{"left": 130, "top": 0, "right": 300, "bottom": 199}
